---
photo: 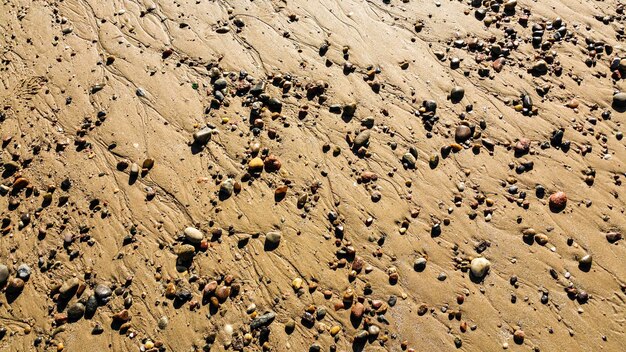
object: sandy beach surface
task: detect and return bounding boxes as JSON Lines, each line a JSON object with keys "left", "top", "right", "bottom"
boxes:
{"left": 1, "top": 0, "right": 625, "bottom": 351}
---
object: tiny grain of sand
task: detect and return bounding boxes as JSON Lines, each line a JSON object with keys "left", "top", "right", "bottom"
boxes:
{"left": 1, "top": 0, "right": 626, "bottom": 351}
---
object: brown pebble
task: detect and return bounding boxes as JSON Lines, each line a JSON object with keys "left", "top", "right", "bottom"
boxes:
{"left": 549, "top": 191, "right": 567, "bottom": 210}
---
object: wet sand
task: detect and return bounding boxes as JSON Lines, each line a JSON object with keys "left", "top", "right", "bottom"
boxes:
{"left": 1, "top": 0, "right": 625, "bottom": 351}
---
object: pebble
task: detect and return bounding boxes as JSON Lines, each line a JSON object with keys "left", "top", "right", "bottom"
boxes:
{"left": 353, "top": 130, "right": 370, "bottom": 148}
{"left": 248, "top": 157, "right": 264, "bottom": 171}
{"left": 16, "top": 264, "right": 31, "bottom": 280}
{"left": 59, "top": 278, "right": 80, "bottom": 296}
{"left": 613, "top": 92, "right": 626, "bottom": 108}
{"left": 67, "top": 303, "right": 85, "bottom": 320}
{"left": 219, "top": 178, "right": 235, "bottom": 199}
{"left": 175, "top": 244, "right": 196, "bottom": 261}
{"left": 7, "top": 278, "right": 24, "bottom": 293}
{"left": 250, "top": 311, "right": 276, "bottom": 329}
{"left": 193, "top": 127, "right": 212, "bottom": 145}
{"left": 0, "top": 264, "right": 9, "bottom": 284}
{"left": 95, "top": 284, "right": 112, "bottom": 301}
{"left": 183, "top": 227, "right": 204, "bottom": 243}
{"left": 402, "top": 153, "right": 417, "bottom": 169}
{"left": 513, "top": 329, "right": 525, "bottom": 344}
{"left": 265, "top": 231, "right": 282, "bottom": 246}
{"left": 455, "top": 125, "right": 472, "bottom": 142}
{"left": 470, "top": 257, "right": 491, "bottom": 279}
{"left": 414, "top": 257, "right": 427, "bottom": 271}
{"left": 549, "top": 191, "right": 567, "bottom": 210}
{"left": 579, "top": 254, "right": 592, "bottom": 266}
{"left": 158, "top": 316, "right": 169, "bottom": 329}
{"left": 450, "top": 86, "right": 465, "bottom": 101}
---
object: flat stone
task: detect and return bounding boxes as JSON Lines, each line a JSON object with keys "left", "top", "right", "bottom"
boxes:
{"left": 250, "top": 311, "right": 276, "bottom": 329}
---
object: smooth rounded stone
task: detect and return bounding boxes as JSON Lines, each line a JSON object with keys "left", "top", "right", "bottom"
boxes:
{"left": 248, "top": 157, "right": 264, "bottom": 171}
{"left": 613, "top": 92, "right": 626, "bottom": 108}
{"left": 504, "top": 0, "right": 517, "bottom": 10}
{"left": 351, "top": 302, "right": 365, "bottom": 318}
{"left": 367, "top": 325, "right": 380, "bottom": 337}
{"left": 213, "top": 78, "right": 228, "bottom": 91}
{"left": 16, "top": 264, "right": 31, "bottom": 280}
{"left": 85, "top": 295, "right": 98, "bottom": 314}
{"left": 402, "top": 153, "right": 417, "bottom": 169}
{"left": 59, "top": 277, "right": 80, "bottom": 296}
{"left": 513, "top": 329, "right": 525, "bottom": 344}
{"left": 7, "top": 278, "right": 24, "bottom": 293}
{"left": 450, "top": 86, "right": 465, "bottom": 102}
{"left": 94, "top": 284, "right": 112, "bottom": 301}
{"left": 470, "top": 257, "right": 491, "bottom": 279}
{"left": 0, "top": 264, "right": 9, "bottom": 284}
{"left": 549, "top": 191, "right": 567, "bottom": 210}
{"left": 579, "top": 254, "right": 593, "bottom": 265}
{"left": 532, "top": 60, "right": 548, "bottom": 74}
{"left": 353, "top": 130, "right": 370, "bottom": 148}
{"left": 455, "top": 125, "right": 472, "bottom": 142}
{"left": 183, "top": 227, "right": 204, "bottom": 244}
{"left": 158, "top": 316, "right": 169, "bottom": 330}
{"left": 175, "top": 244, "right": 196, "bottom": 261}
{"left": 67, "top": 302, "right": 85, "bottom": 320}
{"left": 414, "top": 257, "right": 427, "bottom": 271}
{"left": 219, "top": 179, "right": 234, "bottom": 199}
{"left": 265, "top": 231, "right": 282, "bottom": 246}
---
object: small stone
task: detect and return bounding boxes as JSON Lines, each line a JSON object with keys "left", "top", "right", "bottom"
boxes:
{"left": 219, "top": 179, "right": 234, "bottom": 199}
{"left": 250, "top": 311, "right": 276, "bottom": 329}
{"left": 67, "top": 303, "right": 85, "bottom": 321}
{"left": 0, "top": 264, "right": 10, "bottom": 284}
{"left": 549, "top": 191, "right": 567, "bottom": 210}
{"left": 414, "top": 257, "right": 427, "bottom": 271}
{"left": 353, "top": 130, "right": 370, "bottom": 148}
{"left": 248, "top": 157, "right": 264, "bottom": 171}
{"left": 94, "top": 284, "right": 112, "bottom": 302}
{"left": 579, "top": 254, "right": 592, "bottom": 265}
{"left": 59, "top": 278, "right": 80, "bottom": 296}
{"left": 158, "top": 316, "right": 169, "bottom": 329}
{"left": 455, "top": 125, "right": 472, "bottom": 142}
{"left": 193, "top": 127, "right": 212, "bottom": 145}
{"left": 16, "top": 264, "right": 31, "bottom": 280}
{"left": 183, "top": 227, "right": 204, "bottom": 244}
{"left": 450, "top": 86, "right": 465, "bottom": 102}
{"left": 532, "top": 60, "right": 548, "bottom": 74}
{"left": 470, "top": 257, "right": 491, "bottom": 279}
{"left": 7, "top": 278, "right": 24, "bottom": 293}
{"left": 513, "top": 329, "right": 525, "bottom": 344}
{"left": 265, "top": 231, "right": 282, "bottom": 246}
{"left": 351, "top": 302, "right": 365, "bottom": 319}
{"left": 613, "top": 92, "right": 626, "bottom": 108}
{"left": 175, "top": 244, "right": 196, "bottom": 261}
{"left": 402, "top": 153, "right": 417, "bottom": 169}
